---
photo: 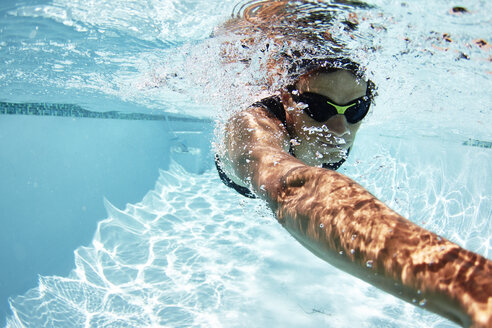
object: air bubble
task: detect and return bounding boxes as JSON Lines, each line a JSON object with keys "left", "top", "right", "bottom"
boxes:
{"left": 351, "top": 234, "right": 357, "bottom": 240}
{"left": 334, "top": 136, "right": 348, "bottom": 144}
{"left": 419, "top": 299, "right": 427, "bottom": 306}
{"left": 350, "top": 249, "right": 355, "bottom": 254}
{"left": 319, "top": 223, "right": 324, "bottom": 228}
{"left": 366, "top": 260, "right": 373, "bottom": 268}
{"left": 290, "top": 139, "right": 300, "bottom": 146}
{"left": 260, "top": 185, "right": 265, "bottom": 191}
{"left": 303, "top": 126, "right": 323, "bottom": 134}
{"left": 273, "top": 161, "right": 279, "bottom": 166}
{"left": 339, "top": 251, "right": 344, "bottom": 255}
{"left": 298, "top": 102, "right": 308, "bottom": 110}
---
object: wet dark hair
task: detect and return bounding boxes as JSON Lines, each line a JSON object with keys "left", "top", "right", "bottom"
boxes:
{"left": 286, "top": 56, "right": 377, "bottom": 101}
{"left": 288, "top": 57, "right": 361, "bottom": 78}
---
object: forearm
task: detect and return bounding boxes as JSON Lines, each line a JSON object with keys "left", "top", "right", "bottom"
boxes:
{"left": 258, "top": 164, "right": 491, "bottom": 327}
{"left": 224, "top": 109, "right": 491, "bottom": 325}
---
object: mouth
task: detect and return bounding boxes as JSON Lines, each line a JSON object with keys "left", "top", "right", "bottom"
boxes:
{"left": 320, "top": 141, "right": 348, "bottom": 149}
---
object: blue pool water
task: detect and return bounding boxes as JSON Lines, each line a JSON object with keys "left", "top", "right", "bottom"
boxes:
{"left": 1, "top": 0, "right": 491, "bottom": 327}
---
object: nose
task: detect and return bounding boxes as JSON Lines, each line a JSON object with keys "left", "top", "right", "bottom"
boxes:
{"left": 325, "top": 114, "right": 350, "bottom": 137}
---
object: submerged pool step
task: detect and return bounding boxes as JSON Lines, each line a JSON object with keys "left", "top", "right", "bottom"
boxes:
{"left": 1, "top": 101, "right": 216, "bottom": 175}
{"left": 168, "top": 131, "right": 213, "bottom": 174}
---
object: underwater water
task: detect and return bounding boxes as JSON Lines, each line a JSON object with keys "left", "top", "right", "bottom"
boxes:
{"left": 0, "top": 0, "right": 491, "bottom": 327}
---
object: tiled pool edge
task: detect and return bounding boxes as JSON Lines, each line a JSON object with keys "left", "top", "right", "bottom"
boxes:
{"left": 0, "top": 102, "right": 211, "bottom": 123}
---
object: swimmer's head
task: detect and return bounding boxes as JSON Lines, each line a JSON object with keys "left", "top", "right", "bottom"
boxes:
{"left": 281, "top": 60, "right": 375, "bottom": 166}
{"left": 285, "top": 56, "right": 376, "bottom": 100}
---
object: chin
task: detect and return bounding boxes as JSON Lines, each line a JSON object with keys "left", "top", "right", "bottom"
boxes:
{"left": 323, "top": 149, "right": 349, "bottom": 163}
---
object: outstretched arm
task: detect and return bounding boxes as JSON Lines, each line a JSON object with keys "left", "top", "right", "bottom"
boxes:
{"left": 224, "top": 108, "right": 492, "bottom": 328}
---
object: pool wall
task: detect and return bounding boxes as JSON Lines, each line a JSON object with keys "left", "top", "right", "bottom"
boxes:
{"left": 0, "top": 111, "right": 214, "bottom": 319}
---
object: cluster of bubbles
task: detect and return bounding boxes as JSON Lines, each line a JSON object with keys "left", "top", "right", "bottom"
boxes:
{"left": 150, "top": 0, "right": 377, "bottom": 119}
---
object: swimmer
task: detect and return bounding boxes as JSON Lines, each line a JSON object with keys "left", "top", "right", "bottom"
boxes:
{"left": 214, "top": 2, "right": 492, "bottom": 327}
{"left": 217, "top": 58, "right": 492, "bottom": 328}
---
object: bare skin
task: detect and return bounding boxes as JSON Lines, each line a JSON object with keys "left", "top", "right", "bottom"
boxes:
{"left": 221, "top": 70, "right": 492, "bottom": 327}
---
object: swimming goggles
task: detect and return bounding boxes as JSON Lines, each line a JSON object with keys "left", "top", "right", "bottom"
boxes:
{"left": 291, "top": 91, "right": 371, "bottom": 124}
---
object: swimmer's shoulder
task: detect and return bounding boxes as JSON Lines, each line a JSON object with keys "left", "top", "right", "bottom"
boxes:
{"left": 220, "top": 104, "right": 291, "bottom": 189}
{"left": 226, "top": 105, "right": 289, "bottom": 140}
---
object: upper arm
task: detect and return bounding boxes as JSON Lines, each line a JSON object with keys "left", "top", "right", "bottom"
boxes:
{"left": 223, "top": 106, "right": 294, "bottom": 189}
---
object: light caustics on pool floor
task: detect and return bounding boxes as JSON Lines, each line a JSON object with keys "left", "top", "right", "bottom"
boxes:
{"left": 6, "top": 135, "right": 491, "bottom": 328}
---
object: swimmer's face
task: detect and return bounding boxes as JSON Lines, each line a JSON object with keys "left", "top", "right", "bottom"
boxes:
{"left": 284, "top": 69, "right": 368, "bottom": 166}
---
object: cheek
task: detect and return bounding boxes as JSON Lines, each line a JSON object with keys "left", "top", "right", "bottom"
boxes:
{"left": 348, "top": 122, "right": 361, "bottom": 135}
{"left": 291, "top": 112, "right": 311, "bottom": 138}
